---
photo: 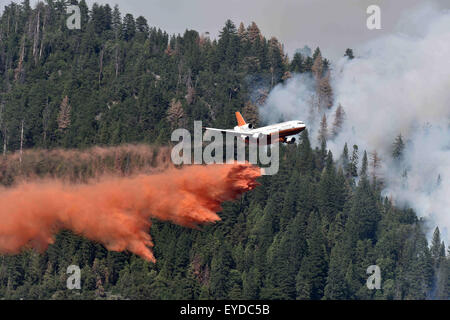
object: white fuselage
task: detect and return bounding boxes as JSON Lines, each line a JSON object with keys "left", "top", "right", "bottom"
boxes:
{"left": 234, "top": 120, "right": 306, "bottom": 140}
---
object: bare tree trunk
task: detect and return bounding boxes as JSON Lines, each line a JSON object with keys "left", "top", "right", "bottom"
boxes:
{"left": 19, "top": 120, "right": 24, "bottom": 165}
{"left": 6, "top": 11, "right": 10, "bottom": 36}
{"left": 176, "top": 62, "right": 183, "bottom": 94}
{"left": 115, "top": 45, "right": 119, "bottom": 78}
{"left": 39, "top": 8, "right": 48, "bottom": 61}
{"left": 3, "top": 127, "right": 7, "bottom": 157}
{"left": 14, "top": 36, "right": 26, "bottom": 82}
{"left": 33, "top": 9, "right": 40, "bottom": 64}
{"left": 270, "top": 66, "right": 274, "bottom": 89}
{"left": 370, "top": 150, "right": 381, "bottom": 184}
{"left": 14, "top": 6, "right": 18, "bottom": 33}
{"left": 27, "top": 10, "right": 33, "bottom": 34}
{"left": 99, "top": 47, "right": 104, "bottom": 87}
{"left": 0, "top": 102, "right": 6, "bottom": 157}
{"left": 42, "top": 97, "right": 50, "bottom": 147}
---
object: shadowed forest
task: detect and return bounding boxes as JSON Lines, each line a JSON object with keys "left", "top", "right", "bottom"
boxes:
{"left": 0, "top": 1, "right": 448, "bottom": 299}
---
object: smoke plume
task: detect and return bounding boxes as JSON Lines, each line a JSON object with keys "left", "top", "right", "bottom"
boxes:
{"left": 0, "top": 163, "right": 261, "bottom": 262}
{"left": 260, "top": 3, "right": 450, "bottom": 242}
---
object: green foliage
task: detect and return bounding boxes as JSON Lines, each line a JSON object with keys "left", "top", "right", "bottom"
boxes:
{"left": 0, "top": 1, "right": 447, "bottom": 301}
{"left": 344, "top": 48, "right": 354, "bottom": 60}
{"left": 392, "top": 134, "right": 405, "bottom": 161}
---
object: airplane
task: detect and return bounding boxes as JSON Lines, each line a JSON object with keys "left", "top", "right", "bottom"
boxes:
{"left": 204, "top": 112, "right": 306, "bottom": 144}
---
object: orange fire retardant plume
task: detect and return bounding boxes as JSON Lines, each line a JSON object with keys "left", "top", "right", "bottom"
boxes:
{"left": 0, "top": 163, "right": 261, "bottom": 262}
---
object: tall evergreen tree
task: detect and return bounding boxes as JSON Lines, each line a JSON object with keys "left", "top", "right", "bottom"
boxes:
{"left": 296, "top": 212, "right": 328, "bottom": 300}
{"left": 122, "top": 13, "right": 135, "bottom": 41}
{"left": 392, "top": 134, "right": 405, "bottom": 161}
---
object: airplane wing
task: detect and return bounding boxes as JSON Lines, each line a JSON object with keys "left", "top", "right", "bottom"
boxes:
{"left": 204, "top": 127, "right": 269, "bottom": 139}
{"left": 204, "top": 127, "right": 245, "bottom": 135}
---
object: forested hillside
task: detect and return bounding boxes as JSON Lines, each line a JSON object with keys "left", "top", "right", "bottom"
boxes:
{"left": 0, "top": 1, "right": 448, "bottom": 300}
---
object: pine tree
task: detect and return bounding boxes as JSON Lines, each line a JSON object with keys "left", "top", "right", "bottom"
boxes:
{"left": 392, "top": 134, "right": 405, "bottom": 161}
{"left": 430, "top": 227, "right": 442, "bottom": 268}
{"left": 317, "top": 151, "right": 339, "bottom": 221}
{"left": 296, "top": 212, "right": 328, "bottom": 300}
{"left": 297, "top": 130, "right": 314, "bottom": 173}
{"left": 304, "top": 56, "right": 314, "bottom": 73}
{"left": 290, "top": 52, "right": 304, "bottom": 73}
{"left": 344, "top": 48, "right": 354, "bottom": 59}
{"left": 122, "top": 13, "right": 135, "bottom": 41}
{"left": 210, "top": 241, "right": 233, "bottom": 299}
{"left": 57, "top": 95, "right": 71, "bottom": 131}
{"left": 312, "top": 47, "right": 322, "bottom": 61}
{"left": 348, "top": 145, "right": 359, "bottom": 178}
{"left": 318, "top": 72, "right": 333, "bottom": 109}
{"left": 311, "top": 50, "right": 323, "bottom": 80}
{"left": 346, "top": 178, "right": 380, "bottom": 242}
{"left": 324, "top": 243, "right": 349, "bottom": 299}
{"left": 242, "top": 102, "right": 259, "bottom": 127}
{"left": 136, "top": 16, "right": 149, "bottom": 36}
{"left": 360, "top": 151, "right": 368, "bottom": 178}
{"left": 318, "top": 114, "right": 328, "bottom": 144}
{"left": 246, "top": 22, "right": 262, "bottom": 43}
{"left": 112, "top": 4, "right": 122, "bottom": 40}
{"left": 242, "top": 266, "right": 261, "bottom": 299}
{"left": 341, "top": 143, "right": 349, "bottom": 175}
{"left": 370, "top": 151, "right": 381, "bottom": 184}
{"left": 166, "top": 99, "right": 185, "bottom": 129}
{"left": 237, "top": 22, "right": 247, "bottom": 39}
{"left": 331, "top": 104, "right": 345, "bottom": 137}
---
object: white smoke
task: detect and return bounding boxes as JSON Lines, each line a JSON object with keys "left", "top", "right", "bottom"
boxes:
{"left": 260, "top": 3, "right": 450, "bottom": 243}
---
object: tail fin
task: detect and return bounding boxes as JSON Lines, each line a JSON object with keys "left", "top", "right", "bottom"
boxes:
{"left": 235, "top": 112, "right": 246, "bottom": 127}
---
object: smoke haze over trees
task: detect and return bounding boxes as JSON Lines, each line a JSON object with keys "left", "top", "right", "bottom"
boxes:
{"left": 261, "top": 3, "right": 450, "bottom": 250}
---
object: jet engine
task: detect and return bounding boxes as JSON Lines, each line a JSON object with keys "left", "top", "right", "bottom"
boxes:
{"left": 285, "top": 136, "right": 296, "bottom": 144}
{"left": 235, "top": 123, "right": 253, "bottom": 131}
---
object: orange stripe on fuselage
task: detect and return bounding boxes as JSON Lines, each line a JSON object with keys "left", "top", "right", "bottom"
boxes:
{"left": 273, "top": 126, "right": 305, "bottom": 138}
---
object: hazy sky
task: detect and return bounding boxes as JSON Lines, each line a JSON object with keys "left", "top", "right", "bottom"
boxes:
{"left": 2, "top": 0, "right": 450, "bottom": 61}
